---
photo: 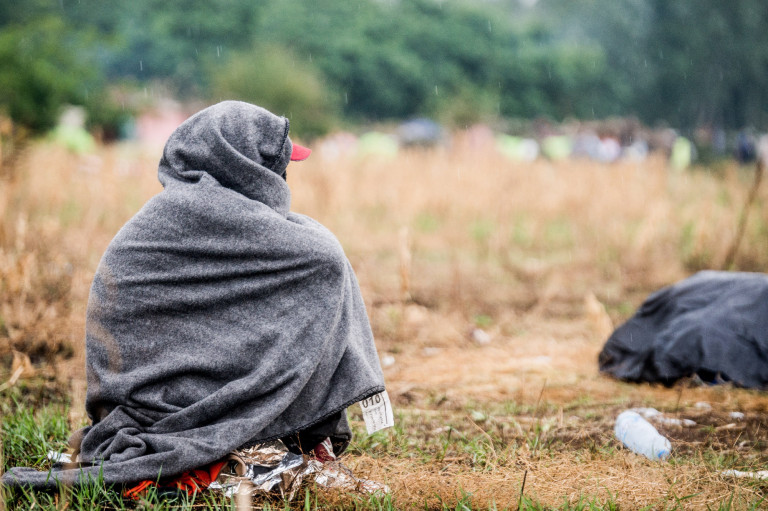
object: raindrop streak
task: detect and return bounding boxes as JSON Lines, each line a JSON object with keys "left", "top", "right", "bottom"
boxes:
{"left": 344, "top": 92, "right": 349, "bottom": 104}
{"left": 217, "top": 46, "right": 221, "bottom": 57}
{"left": 434, "top": 86, "right": 439, "bottom": 96}
{"left": 487, "top": 20, "right": 492, "bottom": 32}
{"left": 139, "top": 60, "right": 143, "bottom": 71}
{"left": 309, "top": 53, "right": 312, "bottom": 62}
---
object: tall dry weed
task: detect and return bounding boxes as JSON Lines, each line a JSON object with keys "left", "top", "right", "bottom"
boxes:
{"left": 292, "top": 137, "right": 766, "bottom": 334}
{"left": 0, "top": 142, "right": 161, "bottom": 383}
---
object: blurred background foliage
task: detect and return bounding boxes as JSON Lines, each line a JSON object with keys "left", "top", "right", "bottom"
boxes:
{"left": 0, "top": 0, "right": 766, "bottom": 138}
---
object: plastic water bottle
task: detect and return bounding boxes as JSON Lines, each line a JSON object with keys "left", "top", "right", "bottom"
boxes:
{"left": 614, "top": 410, "right": 671, "bottom": 461}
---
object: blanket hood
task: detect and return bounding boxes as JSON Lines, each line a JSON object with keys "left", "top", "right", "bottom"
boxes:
{"left": 159, "top": 100, "right": 294, "bottom": 215}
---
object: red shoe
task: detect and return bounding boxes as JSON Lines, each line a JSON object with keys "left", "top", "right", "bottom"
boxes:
{"left": 312, "top": 437, "right": 337, "bottom": 463}
{"left": 123, "top": 459, "right": 227, "bottom": 500}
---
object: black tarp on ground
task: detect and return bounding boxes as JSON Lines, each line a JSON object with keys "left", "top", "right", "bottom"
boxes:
{"left": 598, "top": 271, "right": 768, "bottom": 389}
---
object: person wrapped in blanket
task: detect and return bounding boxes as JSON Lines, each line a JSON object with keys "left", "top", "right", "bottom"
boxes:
{"left": 3, "top": 101, "right": 387, "bottom": 496}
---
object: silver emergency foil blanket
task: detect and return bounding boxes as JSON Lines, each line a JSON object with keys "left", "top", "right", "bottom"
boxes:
{"left": 210, "top": 441, "right": 389, "bottom": 500}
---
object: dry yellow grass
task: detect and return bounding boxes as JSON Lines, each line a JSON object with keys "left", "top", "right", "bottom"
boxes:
{"left": 2, "top": 133, "right": 768, "bottom": 508}
{"left": 332, "top": 451, "right": 765, "bottom": 510}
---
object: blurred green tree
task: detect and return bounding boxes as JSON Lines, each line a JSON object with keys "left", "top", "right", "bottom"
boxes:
{"left": 643, "top": 0, "right": 768, "bottom": 129}
{"left": 7, "top": 0, "right": 765, "bottom": 133}
{"left": 62, "top": 0, "right": 264, "bottom": 96}
{"left": 208, "top": 44, "right": 339, "bottom": 139}
{"left": 256, "top": 0, "right": 607, "bottom": 123}
{"left": 0, "top": 17, "right": 102, "bottom": 133}
{"left": 535, "top": 0, "right": 768, "bottom": 130}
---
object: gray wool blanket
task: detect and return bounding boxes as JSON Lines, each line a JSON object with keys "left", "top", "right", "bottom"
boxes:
{"left": 3, "top": 101, "right": 385, "bottom": 489}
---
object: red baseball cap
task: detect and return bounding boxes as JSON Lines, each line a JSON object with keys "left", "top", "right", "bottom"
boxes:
{"left": 290, "top": 143, "right": 312, "bottom": 161}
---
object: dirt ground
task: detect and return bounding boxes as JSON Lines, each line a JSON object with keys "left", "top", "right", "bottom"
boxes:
{"left": 357, "top": 310, "right": 768, "bottom": 508}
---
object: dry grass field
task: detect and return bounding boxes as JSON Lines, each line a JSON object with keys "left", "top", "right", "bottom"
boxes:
{"left": 1, "top": 132, "right": 767, "bottom": 509}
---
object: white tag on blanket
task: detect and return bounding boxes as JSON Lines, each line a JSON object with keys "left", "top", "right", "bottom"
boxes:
{"left": 359, "top": 390, "right": 394, "bottom": 434}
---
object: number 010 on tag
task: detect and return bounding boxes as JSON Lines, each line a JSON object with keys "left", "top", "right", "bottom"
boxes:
{"left": 359, "top": 390, "right": 394, "bottom": 434}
